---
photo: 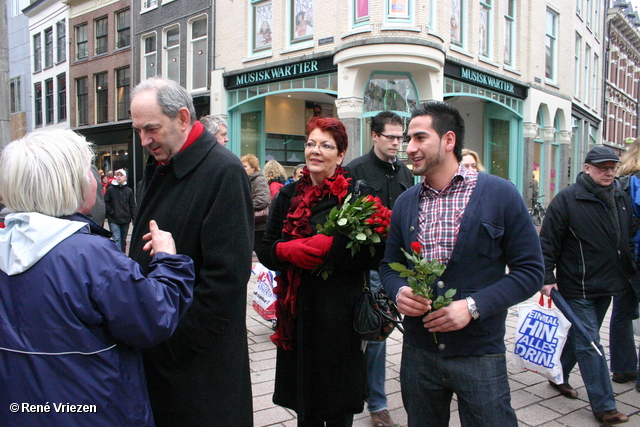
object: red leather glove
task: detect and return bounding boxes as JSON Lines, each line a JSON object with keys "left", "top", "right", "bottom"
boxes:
{"left": 276, "top": 234, "right": 334, "bottom": 270}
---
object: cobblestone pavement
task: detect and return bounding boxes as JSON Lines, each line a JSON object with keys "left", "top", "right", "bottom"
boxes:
{"left": 246, "top": 263, "right": 640, "bottom": 427}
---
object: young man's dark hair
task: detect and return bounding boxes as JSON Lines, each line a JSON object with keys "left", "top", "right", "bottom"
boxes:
{"left": 371, "top": 111, "right": 404, "bottom": 136}
{"left": 411, "top": 101, "right": 465, "bottom": 161}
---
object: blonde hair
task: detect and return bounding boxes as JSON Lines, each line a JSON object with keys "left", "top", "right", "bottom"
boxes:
{"left": 0, "top": 129, "right": 94, "bottom": 217}
{"left": 461, "top": 148, "right": 486, "bottom": 172}
{"left": 240, "top": 154, "right": 260, "bottom": 172}
{"left": 263, "top": 160, "right": 286, "bottom": 182}
{"left": 618, "top": 138, "right": 640, "bottom": 176}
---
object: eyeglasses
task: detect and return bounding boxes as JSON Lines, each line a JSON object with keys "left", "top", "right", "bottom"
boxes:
{"left": 589, "top": 163, "right": 619, "bottom": 173}
{"left": 304, "top": 142, "right": 337, "bottom": 151}
{"left": 379, "top": 133, "right": 405, "bottom": 142}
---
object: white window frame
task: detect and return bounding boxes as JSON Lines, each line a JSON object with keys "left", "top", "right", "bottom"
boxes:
{"left": 188, "top": 15, "right": 208, "bottom": 92}
{"left": 352, "top": 0, "right": 370, "bottom": 27}
{"left": 116, "top": 9, "right": 131, "bottom": 50}
{"left": 141, "top": 32, "right": 157, "bottom": 80}
{"left": 386, "top": 0, "right": 413, "bottom": 23}
{"left": 574, "top": 33, "right": 581, "bottom": 98}
{"left": 479, "top": 0, "right": 492, "bottom": 59}
{"left": 141, "top": 0, "right": 158, "bottom": 13}
{"left": 33, "top": 33, "right": 42, "bottom": 72}
{"left": 451, "top": 0, "right": 465, "bottom": 48}
{"left": 584, "top": 44, "right": 590, "bottom": 106}
{"left": 503, "top": 0, "right": 515, "bottom": 67}
{"left": 289, "top": 0, "right": 314, "bottom": 47}
{"left": 252, "top": 0, "right": 273, "bottom": 53}
{"left": 10, "top": 76, "right": 21, "bottom": 114}
{"left": 545, "top": 9, "right": 558, "bottom": 83}
{"left": 56, "top": 20, "right": 66, "bottom": 64}
{"left": 163, "top": 25, "right": 180, "bottom": 83}
{"left": 592, "top": 54, "right": 598, "bottom": 107}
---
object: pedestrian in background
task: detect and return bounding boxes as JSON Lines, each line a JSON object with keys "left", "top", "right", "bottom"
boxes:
{"left": 381, "top": 101, "right": 544, "bottom": 427}
{"left": 460, "top": 148, "right": 485, "bottom": 172}
{"left": 0, "top": 128, "right": 194, "bottom": 427}
{"left": 264, "top": 159, "right": 287, "bottom": 198}
{"left": 200, "top": 114, "right": 229, "bottom": 147}
{"left": 241, "top": 154, "right": 271, "bottom": 251}
{"left": 347, "top": 110, "right": 413, "bottom": 427}
{"left": 104, "top": 168, "right": 135, "bottom": 252}
{"left": 286, "top": 163, "right": 306, "bottom": 184}
{"left": 540, "top": 145, "right": 635, "bottom": 425}
{"left": 129, "top": 77, "right": 254, "bottom": 426}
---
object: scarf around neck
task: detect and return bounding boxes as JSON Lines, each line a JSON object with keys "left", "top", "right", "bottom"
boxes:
{"left": 578, "top": 171, "right": 619, "bottom": 242}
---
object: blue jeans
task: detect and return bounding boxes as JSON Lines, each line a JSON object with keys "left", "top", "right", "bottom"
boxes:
{"left": 400, "top": 344, "right": 516, "bottom": 427}
{"left": 610, "top": 284, "right": 639, "bottom": 376}
{"left": 109, "top": 222, "right": 129, "bottom": 252}
{"left": 365, "top": 270, "right": 388, "bottom": 413}
{"left": 560, "top": 296, "right": 616, "bottom": 414}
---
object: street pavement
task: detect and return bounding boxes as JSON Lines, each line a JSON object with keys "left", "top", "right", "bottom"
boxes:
{"left": 246, "top": 260, "right": 640, "bottom": 427}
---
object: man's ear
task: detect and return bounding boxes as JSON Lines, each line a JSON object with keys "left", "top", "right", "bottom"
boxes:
{"left": 444, "top": 130, "right": 456, "bottom": 153}
{"left": 177, "top": 107, "right": 191, "bottom": 130}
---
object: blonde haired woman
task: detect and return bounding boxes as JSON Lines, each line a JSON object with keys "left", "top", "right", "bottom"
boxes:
{"left": 264, "top": 159, "right": 287, "bottom": 199}
{"left": 461, "top": 148, "right": 485, "bottom": 172}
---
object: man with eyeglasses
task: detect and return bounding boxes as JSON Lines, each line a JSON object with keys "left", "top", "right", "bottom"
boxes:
{"left": 540, "top": 145, "right": 635, "bottom": 425}
{"left": 346, "top": 111, "right": 413, "bottom": 427}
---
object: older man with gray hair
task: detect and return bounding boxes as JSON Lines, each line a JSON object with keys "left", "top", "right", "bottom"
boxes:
{"left": 200, "top": 115, "right": 229, "bottom": 147}
{"left": 129, "top": 77, "right": 254, "bottom": 426}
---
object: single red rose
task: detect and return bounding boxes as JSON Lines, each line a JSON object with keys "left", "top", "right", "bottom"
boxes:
{"left": 410, "top": 241, "right": 422, "bottom": 255}
{"left": 329, "top": 174, "right": 350, "bottom": 201}
{"left": 376, "top": 226, "right": 386, "bottom": 234}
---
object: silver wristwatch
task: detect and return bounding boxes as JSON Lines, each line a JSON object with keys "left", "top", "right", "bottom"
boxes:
{"left": 466, "top": 296, "right": 480, "bottom": 320}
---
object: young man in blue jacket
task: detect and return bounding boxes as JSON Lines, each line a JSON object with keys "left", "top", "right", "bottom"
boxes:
{"left": 380, "top": 101, "right": 544, "bottom": 427}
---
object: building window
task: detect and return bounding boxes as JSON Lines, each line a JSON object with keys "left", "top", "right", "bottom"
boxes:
{"left": 56, "top": 20, "right": 66, "bottom": 63}
{"left": 142, "top": 0, "right": 158, "bottom": 12}
{"left": 33, "top": 33, "right": 42, "bottom": 72}
{"left": 353, "top": 0, "right": 369, "bottom": 26}
{"left": 10, "top": 77, "right": 21, "bottom": 114}
{"left": 504, "top": 0, "right": 514, "bottom": 66}
{"left": 164, "top": 26, "right": 180, "bottom": 83}
{"left": 254, "top": 1, "right": 272, "bottom": 52}
{"left": 584, "top": 44, "right": 590, "bottom": 105}
{"left": 479, "top": 0, "right": 491, "bottom": 58}
{"left": 77, "top": 77, "right": 88, "bottom": 126}
{"left": 34, "top": 82, "right": 42, "bottom": 127}
{"left": 387, "top": 0, "right": 411, "bottom": 21}
{"left": 142, "top": 33, "right": 157, "bottom": 80}
{"left": 545, "top": 9, "right": 558, "bottom": 81}
{"left": 364, "top": 73, "right": 417, "bottom": 114}
{"left": 585, "top": 0, "right": 591, "bottom": 28}
{"left": 291, "top": 1, "right": 313, "bottom": 43}
{"left": 76, "top": 24, "right": 88, "bottom": 60}
{"left": 116, "top": 68, "right": 130, "bottom": 121}
{"left": 593, "top": 1, "right": 599, "bottom": 38}
{"left": 95, "top": 18, "right": 108, "bottom": 55}
{"left": 45, "top": 79, "right": 54, "bottom": 124}
{"left": 116, "top": 9, "right": 130, "bottom": 49}
{"left": 57, "top": 74, "right": 66, "bottom": 122}
{"left": 96, "top": 73, "right": 108, "bottom": 123}
{"left": 576, "top": 0, "right": 582, "bottom": 15}
{"left": 189, "top": 17, "right": 207, "bottom": 91}
{"left": 592, "top": 54, "right": 598, "bottom": 107}
{"left": 574, "top": 34, "right": 581, "bottom": 98}
{"left": 44, "top": 28, "right": 53, "bottom": 68}
{"left": 451, "top": 0, "right": 463, "bottom": 46}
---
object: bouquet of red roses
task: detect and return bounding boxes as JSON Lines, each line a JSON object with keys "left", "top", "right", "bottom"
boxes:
{"left": 314, "top": 194, "right": 391, "bottom": 279}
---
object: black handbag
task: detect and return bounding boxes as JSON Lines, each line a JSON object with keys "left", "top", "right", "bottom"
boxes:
{"left": 354, "top": 282, "right": 404, "bottom": 341}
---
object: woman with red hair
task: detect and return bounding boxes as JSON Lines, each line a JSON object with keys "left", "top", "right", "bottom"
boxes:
{"left": 258, "top": 117, "right": 382, "bottom": 426}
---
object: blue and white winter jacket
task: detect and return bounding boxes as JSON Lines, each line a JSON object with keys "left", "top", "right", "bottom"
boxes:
{"left": 0, "top": 212, "right": 194, "bottom": 427}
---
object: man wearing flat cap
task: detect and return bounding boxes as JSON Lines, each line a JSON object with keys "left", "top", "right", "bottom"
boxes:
{"left": 539, "top": 145, "right": 636, "bottom": 425}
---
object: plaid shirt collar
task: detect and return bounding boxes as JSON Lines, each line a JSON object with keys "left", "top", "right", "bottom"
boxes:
{"left": 419, "top": 163, "right": 477, "bottom": 198}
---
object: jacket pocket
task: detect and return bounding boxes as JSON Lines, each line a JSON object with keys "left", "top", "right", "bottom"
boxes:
{"left": 477, "top": 221, "right": 504, "bottom": 258}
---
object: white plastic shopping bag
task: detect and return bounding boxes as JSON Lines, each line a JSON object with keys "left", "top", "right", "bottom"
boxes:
{"left": 251, "top": 263, "right": 278, "bottom": 322}
{"left": 511, "top": 295, "right": 571, "bottom": 384}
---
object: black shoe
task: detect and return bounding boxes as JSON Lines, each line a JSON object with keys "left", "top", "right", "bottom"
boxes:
{"left": 549, "top": 381, "right": 578, "bottom": 399}
{"left": 612, "top": 373, "right": 638, "bottom": 383}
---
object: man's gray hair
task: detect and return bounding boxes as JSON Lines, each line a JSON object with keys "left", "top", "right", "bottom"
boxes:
{"left": 131, "top": 76, "right": 197, "bottom": 124}
{"left": 200, "top": 115, "right": 227, "bottom": 135}
{"left": 0, "top": 129, "right": 94, "bottom": 217}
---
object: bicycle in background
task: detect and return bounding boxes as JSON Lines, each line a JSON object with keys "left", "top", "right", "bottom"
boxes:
{"left": 529, "top": 193, "right": 546, "bottom": 226}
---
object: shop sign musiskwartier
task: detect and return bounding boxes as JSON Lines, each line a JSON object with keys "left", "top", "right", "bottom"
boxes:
{"left": 444, "top": 62, "right": 528, "bottom": 99}
{"left": 225, "top": 56, "right": 336, "bottom": 89}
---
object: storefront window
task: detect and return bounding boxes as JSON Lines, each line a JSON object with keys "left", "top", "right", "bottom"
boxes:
{"left": 488, "top": 118, "right": 510, "bottom": 180}
{"left": 95, "top": 144, "right": 129, "bottom": 176}
{"left": 241, "top": 111, "right": 261, "bottom": 157}
{"left": 363, "top": 73, "right": 417, "bottom": 113}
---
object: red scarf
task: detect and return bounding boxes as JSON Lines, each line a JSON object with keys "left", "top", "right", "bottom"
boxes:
{"left": 270, "top": 167, "right": 350, "bottom": 350}
{"left": 157, "top": 121, "right": 204, "bottom": 165}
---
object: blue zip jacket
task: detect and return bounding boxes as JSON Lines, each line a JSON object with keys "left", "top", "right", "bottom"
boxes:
{"left": 0, "top": 213, "right": 194, "bottom": 426}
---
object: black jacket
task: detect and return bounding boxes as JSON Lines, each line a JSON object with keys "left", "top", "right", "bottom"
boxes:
{"left": 346, "top": 149, "right": 414, "bottom": 209}
{"left": 540, "top": 173, "right": 637, "bottom": 299}
{"left": 104, "top": 182, "right": 136, "bottom": 224}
